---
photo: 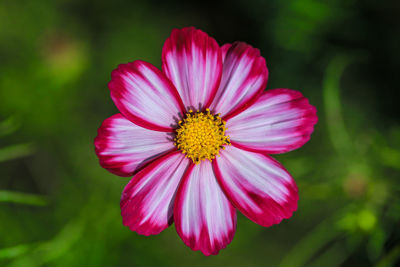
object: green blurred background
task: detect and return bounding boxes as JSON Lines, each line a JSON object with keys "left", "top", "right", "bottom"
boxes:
{"left": 1, "top": 0, "right": 399, "bottom": 266}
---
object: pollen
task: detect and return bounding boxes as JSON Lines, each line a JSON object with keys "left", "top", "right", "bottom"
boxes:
{"left": 174, "top": 109, "right": 231, "bottom": 164}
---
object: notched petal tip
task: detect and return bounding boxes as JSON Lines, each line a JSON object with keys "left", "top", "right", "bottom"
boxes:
{"left": 210, "top": 41, "right": 269, "bottom": 120}
{"left": 94, "top": 114, "right": 175, "bottom": 177}
{"left": 214, "top": 146, "right": 299, "bottom": 228}
{"left": 120, "top": 151, "right": 189, "bottom": 236}
{"left": 108, "top": 59, "right": 185, "bottom": 132}
{"left": 162, "top": 27, "right": 223, "bottom": 110}
{"left": 174, "top": 162, "right": 236, "bottom": 256}
{"left": 226, "top": 88, "right": 318, "bottom": 154}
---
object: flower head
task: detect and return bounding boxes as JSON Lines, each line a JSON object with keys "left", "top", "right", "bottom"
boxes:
{"left": 175, "top": 109, "right": 230, "bottom": 163}
{"left": 95, "top": 27, "right": 317, "bottom": 255}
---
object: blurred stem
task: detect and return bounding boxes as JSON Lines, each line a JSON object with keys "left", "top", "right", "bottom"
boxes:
{"left": 323, "top": 56, "right": 354, "bottom": 157}
{"left": 7, "top": 219, "right": 84, "bottom": 267}
{"left": 0, "top": 244, "right": 32, "bottom": 260}
{"left": 279, "top": 219, "right": 343, "bottom": 267}
{"left": 376, "top": 244, "right": 400, "bottom": 267}
{"left": 0, "top": 190, "right": 48, "bottom": 206}
{"left": 0, "top": 143, "right": 35, "bottom": 162}
{"left": 309, "top": 240, "right": 349, "bottom": 267}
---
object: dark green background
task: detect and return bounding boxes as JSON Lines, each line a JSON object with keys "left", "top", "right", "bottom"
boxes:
{"left": 1, "top": 0, "right": 399, "bottom": 266}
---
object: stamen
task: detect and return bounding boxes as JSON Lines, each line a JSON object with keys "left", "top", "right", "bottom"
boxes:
{"left": 175, "top": 109, "right": 231, "bottom": 164}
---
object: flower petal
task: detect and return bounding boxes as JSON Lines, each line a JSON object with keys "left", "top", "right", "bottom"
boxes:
{"left": 94, "top": 114, "right": 175, "bottom": 177}
{"left": 121, "top": 151, "right": 189, "bottom": 235}
{"left": 210, "top": 42, "right": 268, "bottom": 119}
{"left": 220, "top": 43, "right": 232, "bottom": 61}
{"left": 213, "top": 146, "right": 298, "bottom": 227}
{"left": 227, "top": 89, "right": 317, "bottom": 154}
{"left": 109, "top": 60, "right": 185, "bottom": 132}
{"left": 174, "top": 161, "right": 236, "bottom": 256}
{"left": 162, "top": 27, "right": 223, "bottom": 110}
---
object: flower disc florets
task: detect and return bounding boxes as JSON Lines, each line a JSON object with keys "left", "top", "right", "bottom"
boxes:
{"left": 174, "top": 109, "right": 231, "bottom": 164}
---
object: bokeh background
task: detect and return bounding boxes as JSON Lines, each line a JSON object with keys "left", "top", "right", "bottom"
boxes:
{"left": 1, "top": 0, "right": 400, "bottom": 266}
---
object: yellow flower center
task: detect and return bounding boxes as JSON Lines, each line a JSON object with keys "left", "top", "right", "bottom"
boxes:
{"left": 174, "top": 109, "right": 231, "bottom": 164}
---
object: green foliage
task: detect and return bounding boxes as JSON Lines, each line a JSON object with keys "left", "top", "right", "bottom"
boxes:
{"left": 0, "top": 0, "right": 399, "bottom": 266}
{"left": 0, "top": 191, "right": 47, "bottom": 206}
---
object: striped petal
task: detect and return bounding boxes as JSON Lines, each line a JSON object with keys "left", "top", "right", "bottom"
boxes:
{"left": 162, "top": 27, "right": 222, "bottom": 110}
{"left": 220, "top": 43, "right": 232, "bottom": 61}
{"left": 121, "top": 151, "right": 189, "bottom": 235}
{"left": 213, "top": 146, "right": 298, "bottom": 227}
{"left": 94, "top": 114, "right": 175, "bottom": 177}
{"left": 174, "top": 161, "right": 236, "bottom": 255}
{"left": 109, "top": 60, "right": 185, "bottom": 132}
{"left": 227, "top": 89, "right": 317, "bottom": 154}
{"left": 210, "top": 42, "right": 268, "bottom": 120}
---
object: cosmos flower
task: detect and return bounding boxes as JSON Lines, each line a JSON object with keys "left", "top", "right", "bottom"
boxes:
{"left": 94, "top": 27, "right": 317, "bottom": 255}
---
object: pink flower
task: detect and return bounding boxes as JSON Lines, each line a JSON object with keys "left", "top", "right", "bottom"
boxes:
{"left": 94, "top": 27, "right": 317, "bottom": 255}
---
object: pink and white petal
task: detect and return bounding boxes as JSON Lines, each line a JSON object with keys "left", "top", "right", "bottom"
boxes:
{"left": 226, "top": 89, "right": 317, "bottom": 154}
{"left": 174, "top": 161, "right": 236, "bottom": 256}
{"left": 213, "top": 146, "right": 298, "bottom": 227}
{"left": 121, "top": 151, "right": 189, "bottom": 235}
{"left": 109, "top": 60, "right": 185, "bottom": 132}
{"left": 94, "top": 114, "right": 176, "bottom": 177}
{"left": 210, "top": 42, "right": 268, "bottom": 119}
{"left": 162, "top": 27, "right": 223, "bottom": 110}
{"left": 220, "top": 43, "right": 232, "bottom": 61}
